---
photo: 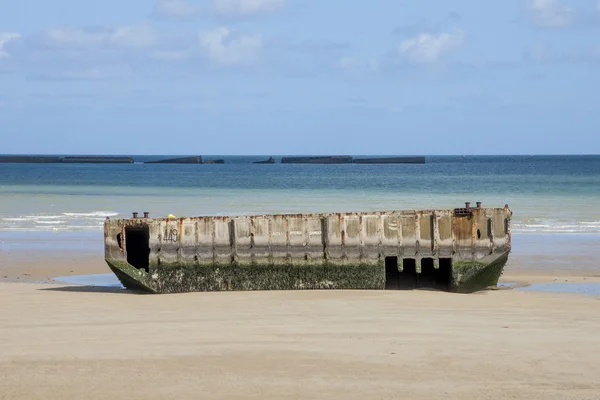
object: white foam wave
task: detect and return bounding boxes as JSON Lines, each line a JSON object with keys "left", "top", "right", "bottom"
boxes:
{"left": 62, "top": 211, "right": 119, "bottom": 217}
{"left": 512, "top": 219, "right": 600, "bottom": 234}
{"left": 2, "top": 215, "right": 65, "bottom": 222}
{"left": 3, "top": 225, "right": 102, "bottom": 232}
{"left": 580, "top": 221, "right": 600, "bottom": 226}
{"left": 35, "top": 220, "right": 67, "bottom": 224}
{"left": 2, "top": 217, "right": 29, "bottom": 222}
{"left": 0, "top": 211, "right": 118, "bottom": 232}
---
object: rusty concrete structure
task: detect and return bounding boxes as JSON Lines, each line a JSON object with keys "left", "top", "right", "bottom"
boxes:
{"left": 104, "top": 203, "right": 512, "bottom": 294}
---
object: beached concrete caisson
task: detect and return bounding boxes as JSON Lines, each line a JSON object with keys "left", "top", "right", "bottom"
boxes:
{"left": 104, "top": 204, "right": 512, "bottom": 294}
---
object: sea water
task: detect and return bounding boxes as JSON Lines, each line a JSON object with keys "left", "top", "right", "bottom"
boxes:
{"left": 0, "top": 155, "right": 599, "bottom": 234}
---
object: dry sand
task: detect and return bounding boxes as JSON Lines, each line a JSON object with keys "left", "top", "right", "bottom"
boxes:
{"left": 1, "top": 238, "right": 600, "bottom": 399}
{"left": 1, "top": 282, "right": 600, "bottom": 399}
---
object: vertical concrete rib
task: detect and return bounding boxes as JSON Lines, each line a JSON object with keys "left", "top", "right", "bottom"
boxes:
{"left": 211, "top": 218, "right": 217, "bottom": 264}
{"left": 194, "top": 220, "right": 200, "bottom": 265}
{"left": 377, "top": 212, "right": 383, "bottom": 262}
{"left": 267, "top": 216, "right": 273, "bottom": 265}
{"left": 303, "top": 215, "right": 309, "bottom": 262}
{"left": 177, "top": 218, "right": 183, "bottom": 264}
{"left": 156, "top": 223, "right": 162, "bottom": 266}
{"left": 432, "top": 212, "right": 440, "bottom": 269}
{"left": 359, "top": 214, "right": 364, "bottom": 263}
{"left": 470, "top": 213, "right": 476, "bottom": 258}
{"left": 397, "top": 213, "right": 403, "bottom": 272}
{"left": 321, "top": 216, "right": 329, "bottom": 261}
{"left": 415, "top": 213, "right": 422, "bottom": 274}
{"left": 228, "top": 219, "right": 236, "bottom": 264}
{"left": 488, "top": 213, "right": 495, "bottom": 253}
{"left": 250, "top": 216, "right": 256, "bottom": 265}
{"left": 285, "top": 216, "right": 291, "bottom": 264}
{"left": 340, "top": 214, "right": 346, "bottom": 262}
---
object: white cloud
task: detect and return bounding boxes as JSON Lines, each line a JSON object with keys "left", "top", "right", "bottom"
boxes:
{"left": 212, "top": 0, "right": 284, "bottom": 16}
{"left": 154, "top": 0, "right": 200, "bottom": 19}
{"left": 399, "top": 32, "right": 463, "bottom": 64}
{"left": 528, "top": 0, "right": 574, "bottom": 28}
{"left": 199, "top": 27, "right": 262, "bottom": 65}
{"left": 43, "top": 26, "right": 156, "bottom": 49}
{"left": 0, "top": 32, "right": 21, "bottom": 58}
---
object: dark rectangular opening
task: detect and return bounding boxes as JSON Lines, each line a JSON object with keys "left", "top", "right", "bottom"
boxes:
{"left": 420, "top": 258, "right": 437, "bottom": 289}
{"left": 420, "top": 258, "right": 452, "bottom": 290}
{"left": 438, "top": 258, "right": 453, "bottom": 290}
{"left": 125, "top": 226, "right": 150, "bottom": 273}
{"left": 385, "top": 256, "right": 400, "bottom": 289}
{"left": 385, "top": 257, "right": 452, "bottom": 291}
{"left": 399, "top": 258, "right": 418, "bottom": 289}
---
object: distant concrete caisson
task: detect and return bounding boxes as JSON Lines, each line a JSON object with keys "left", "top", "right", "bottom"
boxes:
{"left": 104, "top": 203, "right": 512, "bottom": 294}
{"left": 0, "top": 156, "right": 133, "bottom": 163}
{"left": 281, "top": 156, "right": 353, "bottom": 164}
{"left": 146, "top": 156, "right": 203, "bottom": 164}
{"left": 253, "top": 157, "right": 275, "bottom": 164}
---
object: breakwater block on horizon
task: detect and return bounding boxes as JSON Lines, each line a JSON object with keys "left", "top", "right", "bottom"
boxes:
{"left": 253, "top": 157, "right": 275, "bottom": 164}
{"left": 61, "top": 156, "right": 134, "bottom": 164}
{"left": 0, "top": 156, "right": 62, "bottom": 163}
{"left": 353, "top": 156, "right": 426, "bottom": 164}
{"left": 204, "top": 159, "right": 225, "bottom": 164}
{"left": 281, "top": 156, "right": 353, "bottom": 164}
{"left": 146, "top": 156, "right": 203, "bottom": 164}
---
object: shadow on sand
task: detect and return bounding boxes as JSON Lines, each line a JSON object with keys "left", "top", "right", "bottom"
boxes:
{"left": 39, "top": 285, "right": 145, "bottom": 295}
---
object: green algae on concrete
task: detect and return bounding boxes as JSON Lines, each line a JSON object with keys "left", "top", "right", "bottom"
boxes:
{"left": 452, "top": 251, "right": 510, "bottom": 293}
{"left": 106, "top": 260, "right": 157, "bottom": 293}
{"left": 149, "top": 262, "right": 384, "bottom": 294}
{"left": 105, "top": 254, "right": 509, "bottom": 294}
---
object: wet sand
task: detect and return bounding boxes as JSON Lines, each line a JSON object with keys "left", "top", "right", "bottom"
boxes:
{"left": 1, "top": 232, "right": 600, "bottom": 399}
{"left": 0, "top": 230, "right": 107, "bottom": 283}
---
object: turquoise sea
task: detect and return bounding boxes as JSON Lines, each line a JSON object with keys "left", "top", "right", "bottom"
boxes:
{"left": 0, "top": 155, "right": 599, "bottom": 235}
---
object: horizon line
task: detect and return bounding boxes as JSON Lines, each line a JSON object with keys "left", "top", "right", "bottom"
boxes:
{"left": 1, "top": 153, "right": 600, "bottom": 157}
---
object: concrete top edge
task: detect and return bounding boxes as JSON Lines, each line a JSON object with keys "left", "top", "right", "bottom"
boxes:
{"left": 106, "top": 206, "right": 512, "bottom": 224}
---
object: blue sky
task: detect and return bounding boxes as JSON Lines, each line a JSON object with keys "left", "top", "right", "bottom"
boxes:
{"left": 1, "top": 0, "right": 599, "bottom": 155}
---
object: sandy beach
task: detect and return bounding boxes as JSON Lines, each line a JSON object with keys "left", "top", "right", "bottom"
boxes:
{"left": 1, "top": 233, "right": 600, "bottom": 399}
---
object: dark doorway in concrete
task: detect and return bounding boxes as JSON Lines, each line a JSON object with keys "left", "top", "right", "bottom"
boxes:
{"left": 386, "top": 257, "right": 452, "bottom": 290}
{"left": 420, "top": 258, "right": 437, "bottom": 289}
{"left": 399, "top": 258, "right": 418, "bottom": 289}
{"left": 125, "top": 226, "right": 150, "bottom": 273}
{"left": 420, "top": 258, "right": 453, "bottom": 290}
{"left": 385, "top": 256, "right": 400, "bottom": 289}
{"left": 437, "top": 258, "right": 453, "bottom": 290}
